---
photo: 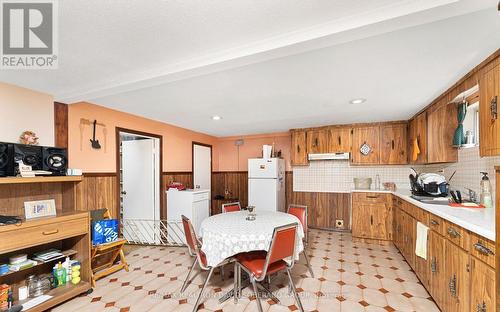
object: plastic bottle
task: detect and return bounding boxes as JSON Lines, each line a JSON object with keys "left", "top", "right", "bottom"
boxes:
{"left": 54, "top": 262, "right": 66, "bottom": 286}
{"left": 63, "top": 257, "right": 71, "bottom": 283}
{"left": 480, "top": 172, "right": 493, "bottom": 208}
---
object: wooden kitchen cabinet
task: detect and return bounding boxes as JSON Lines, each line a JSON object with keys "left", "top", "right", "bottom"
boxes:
{"left": 351, "top": 193, "right": 391, "bottom": 240}
{"left": 290, "top": 130, "right": 308, "bottom": 166}
{"left": 327, "top": 126, "right": 351, "bottom": 153}
{"left": 429, "top": 230, "right": 446, "bottom": 309}
{"left": 479, "top": 63, "right": 500, "bottom": 157}
{"left": 408, "top": 112, "right": 428, "bottom": 164}
{"left": 351, "top": 126, "right": 380, "bottom": 164}
{"left": 306, "top": 129, "right": 328, "bottom": 154}
{"left": 470, "top": 257, "right": 495, "bottom": 312}
{"left": 444, "top": 240, "right": 470, "bottom": 312}
{"left": 380, "top": 123, "right": 408, "bottom": 164}
{"left": 427, "top": 99, "right": 458, "bottom": 163}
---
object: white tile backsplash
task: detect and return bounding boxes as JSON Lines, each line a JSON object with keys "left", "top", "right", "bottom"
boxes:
{"left": 293, "top": 147, "right": 500, "bottom": 202}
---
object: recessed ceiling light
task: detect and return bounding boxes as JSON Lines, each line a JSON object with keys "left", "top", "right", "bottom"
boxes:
{"left": 350, "top": 98, "right": 366, "bottom": 104}
{"left": 211, "top": 115, "right": 222, "bottom": 120}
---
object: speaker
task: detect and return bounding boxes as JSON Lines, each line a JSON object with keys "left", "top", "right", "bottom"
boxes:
{"left": 14, "top": 144, "right": 43, "bottom": 171}
{"left": 42, "top": 147, "right": 67, "bottom": 175}
{"left": 0, "top": 142, "right": 15, "bottom": 177}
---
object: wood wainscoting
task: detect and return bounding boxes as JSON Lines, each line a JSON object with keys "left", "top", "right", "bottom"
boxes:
{"left": 285, "top": 172, "right": 350, "bottom": 230}
{"left": 76, "top": 171, "right": 350, "bottom": 231}
{"left": 75, "top": 173, "right": 118, "bottom": 218}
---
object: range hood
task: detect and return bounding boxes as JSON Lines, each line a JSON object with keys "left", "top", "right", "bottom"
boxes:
{"left": 308, "top": 152, "right": 350, "bottom": 161}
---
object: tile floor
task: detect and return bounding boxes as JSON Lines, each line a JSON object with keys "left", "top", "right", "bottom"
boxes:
{"left": 52, "top": 229, "right": 440, "bottom": 312}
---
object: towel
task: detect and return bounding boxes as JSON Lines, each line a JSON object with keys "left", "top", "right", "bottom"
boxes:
{"left": 411, "top": 138, "right": 420, "bottom": 161}
{"left": 415, "top": 222, "right": 429, "bottom": 260}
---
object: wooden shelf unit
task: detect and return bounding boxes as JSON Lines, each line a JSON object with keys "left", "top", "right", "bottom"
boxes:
{"left": 0, "top": 176, "right": 83, "bottom": 185}
{"left": 0, "top": 177, "right": 91, "bottom": 311}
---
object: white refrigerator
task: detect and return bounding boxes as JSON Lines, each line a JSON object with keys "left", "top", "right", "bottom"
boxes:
{"left": 248, "top": 158, "right": 286, "bottom": 213}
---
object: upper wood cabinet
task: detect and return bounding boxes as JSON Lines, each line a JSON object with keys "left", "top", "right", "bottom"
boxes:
{"left": 427, "top": 99, "right": 458, "bottom": 163}
{"left": 351, "top": 126, "right": 380, "bottom": 164}
{"left": 479, "top": 63, "right": 500, "bottom": 157}
{"left": 408, "top": 112, "right": 428, "bottom": 164}
{"left": 306, "top": 129, "right": 328, "bottom": 154}
{"left": 327, "top": 127, "right": 351, "bottom": 153}
{"left": 380, "top": 123, "right": 408, "bottom": 165}
{"left": 290, "top": 130, "right": 308, "bottom": 166}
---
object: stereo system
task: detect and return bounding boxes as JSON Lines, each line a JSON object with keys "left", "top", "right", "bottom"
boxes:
{"left": 0, "top": 142, "right": 68, "bottom": 177}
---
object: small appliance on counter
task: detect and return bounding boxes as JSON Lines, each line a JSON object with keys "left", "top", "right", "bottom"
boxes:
{"left": 409, "top": 169, "right": 449, "bottom": 197}
{"left": 167, "top": 182, "right": 186, "bottom": 191}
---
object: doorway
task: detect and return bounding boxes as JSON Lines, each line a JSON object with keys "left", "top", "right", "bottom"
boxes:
{"left": 192, "top": 142, "right": 212, "bottom": 196}
{"left": 116, "top": 128, "right": 162, "bottom": 244}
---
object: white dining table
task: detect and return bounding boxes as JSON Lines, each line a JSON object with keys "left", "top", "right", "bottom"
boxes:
{"left": 199, "top": 210, "right": 304, "bottom": 267}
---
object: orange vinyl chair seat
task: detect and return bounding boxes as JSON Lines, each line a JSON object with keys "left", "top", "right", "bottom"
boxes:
{"left": 235, "top": 251, "right": 287, "bottom": 279}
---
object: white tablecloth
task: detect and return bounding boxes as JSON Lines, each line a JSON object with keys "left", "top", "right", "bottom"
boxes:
{"left": 199, "top": 211, "right": 304, "bottom": 267}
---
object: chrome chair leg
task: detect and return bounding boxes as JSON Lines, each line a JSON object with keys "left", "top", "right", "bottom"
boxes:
{"left": 233, "top": 262, "right": 238, "bottom": 304}
{"left": 193, "top": 267, "right": 214, "bottom": 312}
{"left": 286, "top": 268, "right": 304, "bottom": 312}
{"left": 250, "top": 277, "right": 264, "bottom": 312}
{"left": 302, "top": 250, "right": 314, "bottom": 278}
{"left": 181, "top": 257, "right": 198, "bottom": 293}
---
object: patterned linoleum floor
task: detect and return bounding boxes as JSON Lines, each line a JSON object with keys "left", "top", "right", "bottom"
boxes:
{"left": 52, "top": 229, "right": 440, "bottom": 312}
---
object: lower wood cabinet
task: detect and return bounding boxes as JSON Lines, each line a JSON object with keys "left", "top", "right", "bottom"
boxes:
{"left": 429, "top": 230, "right": 446, "bottom": 309}
{"left": 445, "top": 239, "right": 470, "bottom": 312}
{"left": 470, "top": 257, "right": 495, "bottom": 312}
{"left": 351, "top": 193, "right": 391, "bottom": 240}
{"left": 388, "top": 194, "right": 496, "bottom": 312}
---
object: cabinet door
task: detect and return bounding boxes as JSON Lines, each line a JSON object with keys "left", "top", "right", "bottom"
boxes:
{"left": 427, "top": 101, "right": 458, "bottom": 163}
{"left": 351, "top": 203, "right": 372, "bottom": 238}
{"left": 380, "top": 124, "right": 408, "bottom": 164}
{"left": 479, "top": 64, "right": 500, "bottom": 157}
{"left": 351, "top": 126, "right": 380, "bottom": 164}
{"left": 402, "top": 213, "right": 416, "bottom": 268}
{"left": 445, "top": 240, "right": 470, "bottom": 312}
{"left": 409, "top": 112, "right": 428, "bottom": 164}
{"left": 290, "top": 130, "right": 308, "bottom": 166}
{"left": 415, "top": 231, "right": 430, "bottom": 290}
{"left": 429, "top": 230, "right": 446, "bottom": 310}
{"left": 368, "top": 203, "right": 389, "bottom": 240}
{"left": 470, "top": 257, "right": 495, "bottom": 312}
{"left": 306, "top": 129, "right": 328, "bottom": 154}
{"left": 327, "top": 127, "right": 351, "bottom": 153}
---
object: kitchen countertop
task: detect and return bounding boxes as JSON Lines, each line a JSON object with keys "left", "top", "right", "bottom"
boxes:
{"left": 352, "top": 189, "right": 495, "bottom": 241}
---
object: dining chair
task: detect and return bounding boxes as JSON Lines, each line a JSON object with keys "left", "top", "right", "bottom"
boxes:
{"left": 234, "top": 223, "right": 304, "bottom": 312}
{"left": 287, "top": 204, "right": 314, "bottom": 278}
{"left": 180, "top": 215, "right": 232, "bottom": 311}
{"left": 222, "top": 201, "right": 241, "bottom": 213}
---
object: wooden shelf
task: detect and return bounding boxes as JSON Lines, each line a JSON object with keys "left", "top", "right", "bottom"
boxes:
{"left": 0, "top": 249, "right": 77, "bottom": 279}
{"left": 0, "top": 176, "right": 83, "bottom": 184}
{"left": 17, "top": 281, "right": 91, "bottom": 312}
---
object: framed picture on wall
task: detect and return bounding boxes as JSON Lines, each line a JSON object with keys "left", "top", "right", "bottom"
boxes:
{"left": 24, "top": 199, "right": 57, "bottom": 220}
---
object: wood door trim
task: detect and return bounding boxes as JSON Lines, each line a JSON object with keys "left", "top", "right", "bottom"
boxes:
{"left": 54, "top": 102, "right": 68, "bottom": 149}
{"left": 115, "top": 127, "right": 164, "bottom": 220}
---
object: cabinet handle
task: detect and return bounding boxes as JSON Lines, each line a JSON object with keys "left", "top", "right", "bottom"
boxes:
{"left": 366, "top": 195, "right": 379, "bottom": 199}
{"left": 449, "top": 274, "right": 457, "bottom": 297}
{"left": 370, "top": 215, "right": 373, "bottom": 225}
{"left": 297, "top": 145, "right": 300, "bottom": 153}
{"left": 42, "top": 229, "right": 59, "bottom": 235}
{"left": 314, "top": 138, "right": 318, "bottom": 147}
{"left": 474, "top": 242, "right": 495, "bottom": 256}
{"left": 430, "top": 219, "right": 439, "bottom": 226}
{"left": 391, "top": 140, "right": 395, "bottom": 150}
{"left": 491, "top": 96, "right": 498, "bottom": 122}
{"left": 447, "top": 227, "right": 461, "bottom": 238}
{"left": 430, "top": 257, "right": 437, "bottom": 273}
{"left": 476, "top": 301, "right": 487, "bottom": 312}
{"left": 338, "top": 135, "right": 341, "bottom": 146}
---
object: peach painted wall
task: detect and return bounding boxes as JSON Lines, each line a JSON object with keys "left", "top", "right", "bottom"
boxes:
{"left": 216, "top": 132, "right": 291, "bottom": 171}
{"left": 0, "top": 82, "right": 54, "bottom": 146}
{"left": 68, "top": 102, "right": 219, "bottom": 172}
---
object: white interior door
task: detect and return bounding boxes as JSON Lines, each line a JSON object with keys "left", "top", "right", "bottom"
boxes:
{"left": 193, "top": 144, "right": 211, "bottom": 193}
{"left": 122, "top": 139, "right": 159, "bottom": 243}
